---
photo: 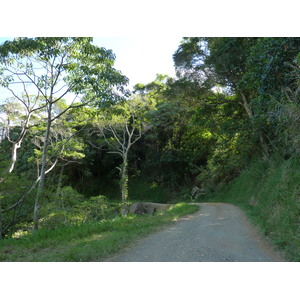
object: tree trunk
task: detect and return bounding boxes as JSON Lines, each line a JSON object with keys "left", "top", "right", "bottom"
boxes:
{"left": 9, "top": 142, "right": 21, "bottom": 173}
{"left": 33, "top": 106, "right": 52, "bottom": 231}
{"left": 241, "top": 92, "right": 253, "bottom": 118}
{"left": 8, "top": 112, "right": 31, "bottom": 174}
{"left": 120, "top": 154, "right": 128, "bottom": 203}
{"left": 120, "top": 152, "right": 129, "bottom": 217}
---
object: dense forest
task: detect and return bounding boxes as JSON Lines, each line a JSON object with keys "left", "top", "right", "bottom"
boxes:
{"left": 0, "top": 37, "right": 299, "bottom": 260}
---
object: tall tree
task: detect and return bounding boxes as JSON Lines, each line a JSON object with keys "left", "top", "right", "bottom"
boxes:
{"left": 173, "top": 37, "right": 300, "bottom": 158}
{"left": 93, "top": 95, "right": 154, "bottom": 211}
{"left": 173, "top": 37, "right": 257, "bottom": 115}
{"left": 0, "top": 37, "right": 128, "bottom": 229}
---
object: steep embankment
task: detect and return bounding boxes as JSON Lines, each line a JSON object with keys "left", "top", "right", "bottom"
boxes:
{"left": 206, "top": 154, "right": 300, "bottom": 261}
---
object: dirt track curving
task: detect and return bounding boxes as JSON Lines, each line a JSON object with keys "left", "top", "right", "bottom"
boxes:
{"left": 106, "top": 203, "right": 286, "bottom": 262}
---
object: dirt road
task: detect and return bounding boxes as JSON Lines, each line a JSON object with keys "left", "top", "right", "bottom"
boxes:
{"left": 106, "top": 203, "right": 286, "bottom": 262}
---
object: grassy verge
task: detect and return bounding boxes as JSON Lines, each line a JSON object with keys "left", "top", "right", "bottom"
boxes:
{"left": 203, "top": 154, "right": 300, "bottom": 261}
{"left": 0, "top": 203, "right": 199, "bottom": 262}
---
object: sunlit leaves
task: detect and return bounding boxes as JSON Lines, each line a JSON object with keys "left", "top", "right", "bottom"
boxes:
{"left": 0, "top": 37, "right": 129, "bottom": 107}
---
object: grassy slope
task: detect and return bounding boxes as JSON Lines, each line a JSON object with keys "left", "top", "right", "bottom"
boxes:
{"left": 203, "top": 154, "right": 300, "bottom": 261}
{"left": 0, "top": 203, "right": 199, "bottom": 262}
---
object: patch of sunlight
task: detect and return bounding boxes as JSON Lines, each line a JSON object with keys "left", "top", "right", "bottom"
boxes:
{"left": 199, "top": 213, "right": 210, "bottom": 217}
{"left": 179, "top": 215, "right": 196, "bottom": 221}
{"left": 12, "top": 230, "right": 30, "bottom": 239}
{"left": 202, "top": 130, "right": 212, "bottom": 139}
{"left": 82, "top": 233, "right": 108, "bottom": 242}
{"left": 150, "top": 182, "right": 158, "bottom": 189}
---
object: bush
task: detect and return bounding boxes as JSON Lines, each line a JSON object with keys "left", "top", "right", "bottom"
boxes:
{"left": 39, "top": 191, "right": 122, "bottom": 229}
{"left": 39, "top": 210, "right": 84, "bottom": 229}
{"left": 73, "top": 195, "right": 121, "bottom": 221}
{"left": 56, "top": 186, "right": 85, "bottom": 208}
{"left": 0, "top": 171, "right": 35, "bottom": 238}
{"left": 38, "top": 186, "right": 86, "bottom": 229}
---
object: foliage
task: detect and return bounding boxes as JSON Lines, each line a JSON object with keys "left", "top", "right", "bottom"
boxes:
{"left": 128, "top": 176, "right": 175, "bottom": 203}
{"left": 0, "top": 37, "right": 128, "bottom": 104}
{"left": 55, "top": 185, "right": 85, "bottom": 208}
{"left": 0, "top": 37, "right": 129, "bottom": 230}
{"left": 170, "top": 37, "right": 300, "bottom": 188}
{"left": 275, "top": 59, "right": 300, "bottom": 157}
{"left": 37, "top": 187, "right": 121, "bottom": 229}
{"left": 91, "top": 95, "right": 155, "bottom": 203}
{"left": 0, "top": 171, "right": 35, "bottom": 238}
{"left": 134, "top": 74, "right": 255, "bottom": 190}
{"left": 173, "top": 37, "right": 300, "bottom": 154}
{"left": 73, "top": 195, "right": 121, "bottom": 221}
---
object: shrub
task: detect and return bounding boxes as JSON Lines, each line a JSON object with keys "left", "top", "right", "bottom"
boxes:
{"left": 56, "top": 186, "right": 85, "bottom": 208}
{"left": 73, "top": 195, "right": 121, "bottom": 221}
{"left": 39, "top": 210, "right": 83, "bottom": 229}
{"left": 39, "top": 192, "right": 122, "bottom": 229}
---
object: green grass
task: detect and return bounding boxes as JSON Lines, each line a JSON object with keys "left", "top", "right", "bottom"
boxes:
{"left": 204, "top": 154, "right": 300, "bottom": 261}
{"left": 0, "top": 202, "right": 199, "bottom": 262}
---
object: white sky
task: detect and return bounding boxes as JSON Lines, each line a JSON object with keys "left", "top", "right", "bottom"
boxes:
{"left": 93, "top": 37, "right": 182, "bottom": 88}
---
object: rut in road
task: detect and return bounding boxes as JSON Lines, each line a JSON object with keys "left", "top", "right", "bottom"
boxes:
{"left": 106, "top": 203, "right": 285, "bottom": 262}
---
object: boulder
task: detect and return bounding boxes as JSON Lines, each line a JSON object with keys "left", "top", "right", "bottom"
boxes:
{"left": 122, "top": 202, "right": 172, "bottom": 216}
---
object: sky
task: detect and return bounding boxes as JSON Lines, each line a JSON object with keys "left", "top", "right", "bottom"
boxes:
{"left": 0, "top": 36, "right": 182, "bottom": 93}
{"left": 93, "top": 37, "right": 182, "bottom": 88}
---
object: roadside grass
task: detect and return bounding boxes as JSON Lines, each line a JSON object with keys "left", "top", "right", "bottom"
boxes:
{"left": 203, "top": 154, "right": 300, "bottom": 262}
{"left": 0, "top": 202, "right": 199, "bottom": 262}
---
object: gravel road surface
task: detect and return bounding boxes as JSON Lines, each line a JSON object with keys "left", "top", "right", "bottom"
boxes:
{"left": 106, "top": 203, "right": 286, "bottom": 262}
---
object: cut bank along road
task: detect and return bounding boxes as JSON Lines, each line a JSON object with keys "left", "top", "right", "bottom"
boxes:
{"left": 106, "top": 203, "right": 286, "bottom": 262}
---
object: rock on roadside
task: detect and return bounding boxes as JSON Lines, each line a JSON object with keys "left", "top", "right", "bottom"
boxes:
{"left": 122, "top": 202, "right": 172, "bottom": 216}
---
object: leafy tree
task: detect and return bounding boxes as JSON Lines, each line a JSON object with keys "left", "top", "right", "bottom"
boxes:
{"left": 239, "top": 38, "right": 300, "bottom": 155}
{"left": 0, "top": 37, "right": 128, "bottom": 229}
{"left": 173, "top": 38, "right": 270, "bottom": 156}
{"left": 275, "top": 53, "right": 300, "bottom": 157}
{"left": 92, "top": 95, "right": 155, "bottom": 209}
{"left": 173, "top": 37, "right": 300, "bottom": 159}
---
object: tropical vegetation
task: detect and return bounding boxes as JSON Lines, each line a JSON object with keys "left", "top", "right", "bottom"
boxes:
{"left": 0, "top": 37, "right": 299, "bottom": 261}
